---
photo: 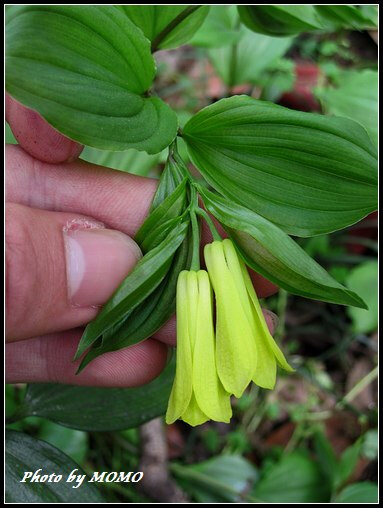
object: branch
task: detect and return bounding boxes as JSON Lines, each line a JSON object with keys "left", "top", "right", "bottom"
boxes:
{"left": 138, "top": 418, "right": 189, "bottom": 503}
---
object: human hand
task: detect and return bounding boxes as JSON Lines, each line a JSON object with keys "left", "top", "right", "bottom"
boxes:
{"left": 5, "top": 95, "right": 278, "bottom": 387}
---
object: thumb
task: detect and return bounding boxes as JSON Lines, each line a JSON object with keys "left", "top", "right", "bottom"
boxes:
{"left": 6, "top": 203, "right": 142, "bottom": 341}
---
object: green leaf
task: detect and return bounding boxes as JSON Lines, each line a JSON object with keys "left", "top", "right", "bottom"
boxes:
{"left": 75, "top": 221, "right": 189, "bottom": 360}
{"left": 315, "top": 5, "right": 378, "bottom": 30}
{"left": 15, "top": 360, "right": 175, "bottom": 431}
{"left": 172, "top": 455, "right": 257, "bottom": 503}
{"left": 5, "top": 5, "right": 177, "bottom": 153}
{"left": 37, "top": 421, "right": 88, "bottom": 464}
{"left": 189, "top": 6, "right": 241, "bottom": 48}
{"left": 335, "top": 440, "right": 361, "bottom": 490}
{"left": 184, "top": 95, "right": 377, "bottom": 237}
{"left": 238, "top": 5, "right": 322, "bottom": 37}
{"left": 80, "top": 146, "right": 166, "bottom": 176}
{"left": 334, "top": 482, "right": 378, "bottom": 503}
{"left": 77, "top": 228, "right": 192, "bottom": 370}
{"left": 345, "top": 261, "right": 378, "bottom": 333}
{"left": 5, "top": 430, "right": 103, "bottom": 502}
{"left": 5, "top": 121, "right": 17, "bottom": 144}
{"left": 361, "top": 429, "right": 378, "bottom": 460}
{"left": 315, "top": 70, "right": 378, "bottom": 148}
{"left": 253, "top": 451, "right": 331, "bottom": 503}
{"left": 208, "top": 26, "right": 293, "bottom": 87}
{"left": 198, "top": 186, "right": 367, "bottom": 308}
{"left": 121, "top": 5, "right": 209, "bottom": 51}
{"left": 151, "top": 142, "right": 190, "bottom": 210}
{"left": 255, "top": 58, "right": 295, "bottom": 102}
{"left": 135, "top": 178, "right": 188, "bottom": 252}
{"left": 313, "top": 431, "right": 338, "bottom": 489}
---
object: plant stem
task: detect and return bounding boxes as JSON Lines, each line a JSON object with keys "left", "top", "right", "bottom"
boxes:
{"left": 151, "top": 6, "right": 203, "bottom": 52}
{"left": 189, "top": 185, "right": 200, "bottom": 271}
{"left": 195, "top": 207, "right": 222, "bottom": 241}
{"left": 341, "top": 365, "right": 378, "bottom": 405}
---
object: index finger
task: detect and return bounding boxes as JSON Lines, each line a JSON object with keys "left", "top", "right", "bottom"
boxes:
{"left": 6, "top": 94, "right": 83, "bottom": 164}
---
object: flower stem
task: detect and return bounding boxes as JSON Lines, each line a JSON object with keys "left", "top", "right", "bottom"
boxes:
{"left": 190, "top": 211, "right": 200, "bottom": 271}
{"left": 190, "top": 186, "right": 200, "bottom": 271}
{"left": 195, "top": 207, "right": 222, "bottom": 241}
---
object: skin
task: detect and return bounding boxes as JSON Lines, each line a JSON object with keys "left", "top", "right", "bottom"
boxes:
{"left": 5, "top": 95, "right": 279, "bottom": 387}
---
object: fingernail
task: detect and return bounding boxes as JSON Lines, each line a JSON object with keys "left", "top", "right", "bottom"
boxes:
{"left": 64, "top": 228, "right": 142, "bottom": 307}
{"left": 263, "top": 310, "right": 280, "bottom": 334}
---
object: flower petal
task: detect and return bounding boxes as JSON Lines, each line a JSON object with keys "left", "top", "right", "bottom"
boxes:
{"left": 241, "top": 261, "right": 294, "bottom": 374}
{"left": 223, "top": 239, "right": 277, "bottom": 388}
{"left": 186, "top": 270, "right": 199, "bottom": 354}
{"left": 205, "top": 242, "right": 256, "bottom": 398}
{"left": 181, "top": 393, "right": 209, "bottom": 427}
{"left": 193, "top": 270, "right": 232, "bottom": 422}
{"left": 165, "top": 271, "right": 193, "bottom": 424}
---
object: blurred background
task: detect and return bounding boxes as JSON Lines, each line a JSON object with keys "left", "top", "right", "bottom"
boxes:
{"left": 6, "top": 5, "right": 378, "bottom": 503}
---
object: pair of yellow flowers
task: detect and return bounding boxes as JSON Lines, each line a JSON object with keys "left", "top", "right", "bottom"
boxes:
{"left": 166, "top": 239, "right": 293, "bottom": 426}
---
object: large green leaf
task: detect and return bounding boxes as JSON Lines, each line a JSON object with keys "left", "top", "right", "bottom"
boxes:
{"left": 189, "top": 6, "right": 241, "bottom": 48}
{"left": 121, "top": 5, "right": 209, "bottom": 51}
{"left": 315, "top": 5, "right": 378, "bottom": 30}
{"left": 184, "top": 96, "right": 377, "bottom": 237}
{"left": 346, "top": 261, "right": 378, "bottom": 333}
{"left": 80, "top": 146, "right": 167, "bottom": 176}
{"left": 36, "top": 421, "right": 88, "bottom": 464}
{"left": 9, "top": 361, "right": 175, "bottom": 431}
{"left": 335, "top": 440, "right": 361, "bottom": 490}
{"left": 198, "top": 186, "right": 366, "bottom": 309}
{"left": 5, "top": 430, "right": 103, "bottom": 502}
{"left": 75, "top": 221, "right": 189, "bottom": 360}
{"left": 334, "top": 482, "right": 378, "bottom": 503}
{"left": 253, "top": 452, "right": 331, "bottom": 503}
{"left": 315, "top": 70, "right": 378, "bottom": 148}
{"left": 172, "top": 455, "right": 257, "bottom": 503}
{"left": 208, "top": 25, "right": 293, "bottom": 87}
{"left": 238, "top": 5, "right": 323, "bottom": 36}
{"left": 5, "top": 5, "right": 177, "bottom": 153}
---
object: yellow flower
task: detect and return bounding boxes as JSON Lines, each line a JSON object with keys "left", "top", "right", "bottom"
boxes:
{"left": 204, "top": 239, "right": 293, "bottom": 396}
{"left": 166, "top": 270, "right": 232, "bottom": 426}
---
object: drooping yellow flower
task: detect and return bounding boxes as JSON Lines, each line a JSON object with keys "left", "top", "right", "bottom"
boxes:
{"left": 204, "top": 239, "right": 293, "bottom": 395}
{"left": 166, "top": 270, "right": 232, "bottom": 426}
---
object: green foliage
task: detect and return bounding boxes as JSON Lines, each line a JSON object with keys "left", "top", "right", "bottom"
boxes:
{"left": 184, "top": 95, "right": 377, "bottom": 237}
{"left": 5, "top": 6, "right": 378, "bottom": 503}
{"left": 37, "top": 421, "right": 88, "bottom": 464}
{"left": 5, "top": 5, "right": 178, "bottom": 153}
{"left": 75, "top": 220, "right": 189, "bottom": 364}
{"left": 75, "top": 146, "right": 192, "bottom": 366}
{"left": 5, "top": 430, "right": 104, "bottom": 502}
{"left": 172, "top": 455, "right": 258, "bottom": 502}
{"left": 253, "top": 451, "right": 331, "bottom": 502}
{"left": 80, "top": 146, "right": 167, "bottom": 176}
{"left": 189, "top": 6, "right": 241, "bottom": 48}
{"left": 198, "top": 185, "right": 366, "bottom": 308}
{"left": 315, "top": 70, "right": 378, "bottom": 148}
{"left": 238, "top": 5, "right": 323, "bottom": 36}
{"left": 334, "top": 482, "right": 378, "bottom": 503}
{"left": 10, "top": 360, "right": 174, "bottom": 431}
{"left": 121, "top": 5, "right": 209, "bottom": 51}
{"left": 315, "top": 5, "right": 378, "bottom": 31}
{"left": 238, "top": 5, "right": 377, "bottom": 36}
{"left": 346, "top": 261, "right": 378, "bottom": 334}
{"left": 208, "top": 27, "right": 293, "bottom": 88}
